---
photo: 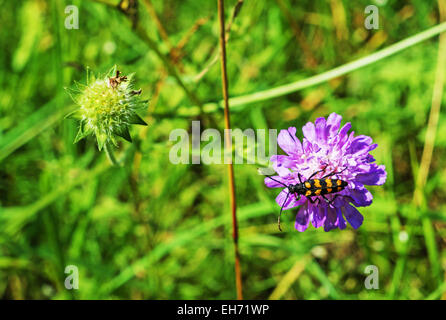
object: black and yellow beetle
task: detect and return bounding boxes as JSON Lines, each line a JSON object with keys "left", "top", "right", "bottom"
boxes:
{"left": 265, "top": 166, "right": 348, "bottom": 231}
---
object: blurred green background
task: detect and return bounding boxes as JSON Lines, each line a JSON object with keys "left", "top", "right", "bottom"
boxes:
{"left": 1, "top": 0, "right": 446, "bottom": 299}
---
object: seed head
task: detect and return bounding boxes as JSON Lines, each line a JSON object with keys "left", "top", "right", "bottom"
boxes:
{"left": 66, "top": 66, "right": 148, "bottom": 150}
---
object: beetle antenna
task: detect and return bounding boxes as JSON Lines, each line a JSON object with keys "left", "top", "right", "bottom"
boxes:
{"left": 265, "top": 175, "right": 289, "bottom": 188}
{"left": 278, "top": 191, "right": 291, "bottom": 232}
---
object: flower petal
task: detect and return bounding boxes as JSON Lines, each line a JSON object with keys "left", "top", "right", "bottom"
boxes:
{"left": 339, "top": 122, "right": 351, "bottom": 139}
{"left": 342, "top": 203, "right": 364, "bottom": 229}
{"left": 311, "top": 204, "right": 326, "bottom": 228}
{"left": 302, "top": 121, "right": 316, "bottom": 143}
{"left": 271, "top": 158, "right": 292, "bottom": 177}
{"left": 275, "top": 189, "right": 291, "bottom": 207}
{"left": 349, "top": 135, "right": 373, "bottom": 154}
{"left": 295, "top": 204, "right": 310, "bottom": 232}
{"left": 348, "top": 187, "right": 373, "bottom": 207}
{"left": 270, "top": 155, "right": 295, "bottom": 168}
{"left": 355, "top": 164, "right": 387, "bottom": 185}
{"left": 324, "top": 206, "right": 338, "bottom": 232}
{"left": 326, "top": 113, "right": 342, "bottom": 137}
{"left": 336, "top": 207, "right": 347, "bottom": 230}
{"left": 277, "top": 127, "right": 303, "bottom": 156}
{"left": 276, "top": 190, "right": 303, "bottom": 210}
{"left": 315, "top": 117, "right": 327, "bottom": 144}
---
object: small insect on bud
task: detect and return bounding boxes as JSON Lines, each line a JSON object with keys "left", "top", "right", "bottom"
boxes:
{"left": 108, "top": 70, "right": 128, "bottom": 89}
{"left": 66, "top": 66, "right": 148, "bottom": 151}
{"left": 130, "top": 89, "right": 142, "bottom": 96}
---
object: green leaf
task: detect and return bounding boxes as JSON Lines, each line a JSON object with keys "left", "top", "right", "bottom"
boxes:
{"left": 73, "top": 130, "right": 85, "bottom": 144}
{"left": 65, "top": 110, "right": 81, "bottom": 120}
{"left": 107, "top": 64, "right": 118, "bottom": 77}
{"left": 128, "top": 113, "right": 147, "bottom": 126}
{"left": 115, "top": 126, "right": 132, "bottom": 143}
{"left": 74, "top": 122, "right": 87, "bottom": 144}
{"left": 95, "top": 130, "right": 108, "bottom": 151}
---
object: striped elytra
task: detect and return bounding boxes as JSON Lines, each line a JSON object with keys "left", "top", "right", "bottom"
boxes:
{"left": 302, "top": 178, "right": 348, "bottom": 197}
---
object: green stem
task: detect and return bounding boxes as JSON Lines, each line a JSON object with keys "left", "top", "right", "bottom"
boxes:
{"left": 228, "top": 21, "right": 446, "bottom": 106}
{"left": 167, "top": 21, "right": 446, "bottom": 117}
{"left": 104, "top": 143, "right": 120, "bottom": 167}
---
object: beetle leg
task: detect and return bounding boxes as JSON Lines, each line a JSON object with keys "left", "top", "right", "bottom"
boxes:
{"left": 321, "top": 194, "right": 330, "bottom": 203}
{"left": 306, "top": 196, "right": 317, "bottom": 204}
{"left": 321, "top": 167, "right": 347, "bottom": 179}
{"left": 324, "top": 194, "right": 340, "bottom": 207}
{"left": 307, "top": 166, "right": 328, "bottom": 180}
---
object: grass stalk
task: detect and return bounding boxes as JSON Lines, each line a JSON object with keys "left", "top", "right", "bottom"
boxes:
{"left": 226, "top": 21, "right": 446, "bottom": 107}
{"left": 217, "top": 0, "right": 243, "bottom": 300}
{"left": 412, "top": 0, "right": 446, "bottom": 280}
{"left": 167, "top": 20, "right": 446, "bottom": 117}
{"left": 420, "top": 0, "right": 446, "bottom": 284}
{"left": 414, "top": 3, "right": 446, "bottom": 205}
{"left": 402, "top": 0, "right": 446, "bottom": 289}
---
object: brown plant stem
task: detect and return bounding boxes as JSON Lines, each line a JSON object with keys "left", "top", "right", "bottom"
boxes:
{"left": 217, "top": 0, "right": 243, "bottom": 300}
{"left": 195, "top": 0, "right": 243, "bottom": 82}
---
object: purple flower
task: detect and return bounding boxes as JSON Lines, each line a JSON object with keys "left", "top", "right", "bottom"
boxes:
{"left": 264, "top": 113, "right": 386, "bottom": 232}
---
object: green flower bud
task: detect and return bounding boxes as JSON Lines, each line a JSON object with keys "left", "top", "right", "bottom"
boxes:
{"left": 66, "top": 66, "right": 148, "bottom": 151}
